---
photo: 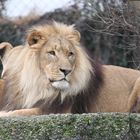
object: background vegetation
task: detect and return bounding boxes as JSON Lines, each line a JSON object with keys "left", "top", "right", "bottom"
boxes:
{"left": 1, "top": 0, "right": 140, "bottom": 68}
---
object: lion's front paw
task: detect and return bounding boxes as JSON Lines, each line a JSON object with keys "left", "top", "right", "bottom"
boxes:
{"left": 0, "top": 111, "right": 11, "bottom": 117}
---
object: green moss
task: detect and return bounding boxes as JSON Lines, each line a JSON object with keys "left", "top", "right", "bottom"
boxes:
{"left": 0, "top": 113, "right": 139, "bottom": 140}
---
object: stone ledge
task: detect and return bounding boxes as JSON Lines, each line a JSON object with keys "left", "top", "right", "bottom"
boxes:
{"left": 0, "top": 113, "right": 139, "bottom": 140}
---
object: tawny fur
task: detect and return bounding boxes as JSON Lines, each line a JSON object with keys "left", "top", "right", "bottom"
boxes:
{"left": 0, "top": 22, "right": 140, "bottom": 117}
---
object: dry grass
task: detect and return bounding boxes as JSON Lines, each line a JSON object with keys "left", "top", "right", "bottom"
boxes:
{"left": 10, "top": 10, "right": 41, "bottom": 25}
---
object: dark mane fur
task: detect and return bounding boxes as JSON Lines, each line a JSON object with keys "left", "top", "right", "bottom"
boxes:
{"left": 71, "top": 61, "right": 104, "bottom": 113}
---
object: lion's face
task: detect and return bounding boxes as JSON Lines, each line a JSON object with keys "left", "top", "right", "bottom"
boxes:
{"left": 40, "top": 36, "right": 77, "bottom": 90}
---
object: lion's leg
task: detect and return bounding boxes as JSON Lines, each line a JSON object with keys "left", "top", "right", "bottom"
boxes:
{"left": 0, "top": 79, "right": 5, "bottom": 99}
{"left": 132, "top": 96, "right": 140, "bottom": 113}
{"left": 0, "top": 108, "right": 42, "bottom": 117}
{"left": 127, "top": 77, "right": 140, "bottom": 113}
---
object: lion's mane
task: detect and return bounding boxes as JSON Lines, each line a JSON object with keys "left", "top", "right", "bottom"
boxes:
{"left": 0, "top": 22, "right": 103, "bottom": 114}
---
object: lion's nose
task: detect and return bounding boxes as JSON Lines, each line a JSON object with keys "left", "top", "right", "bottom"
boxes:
{"left": 60, "top": 68, "right": 71, "bottom": 76}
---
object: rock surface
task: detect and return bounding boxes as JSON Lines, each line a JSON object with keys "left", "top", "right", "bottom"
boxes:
{"left": 0, "top": 113, "right": 139, "bottom": 140}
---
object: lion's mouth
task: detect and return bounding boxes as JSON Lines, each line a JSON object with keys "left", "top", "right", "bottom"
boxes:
{"left": 49, "top": 78, "right": 67, "bottom": 83}
{"left": 49, "top": 78, "right": 69, "bottom": 89}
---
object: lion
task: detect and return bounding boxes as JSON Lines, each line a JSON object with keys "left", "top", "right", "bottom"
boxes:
{"left": 0, "top": 21, "right": 140, "bottom": 116}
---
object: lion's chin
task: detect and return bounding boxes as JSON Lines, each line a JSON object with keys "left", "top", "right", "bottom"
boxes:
{"left": 51, "top": 80, "right": 70, "bottom": 90}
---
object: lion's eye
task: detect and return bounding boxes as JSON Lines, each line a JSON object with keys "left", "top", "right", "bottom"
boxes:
{"left": 68, "top": 52, "right": 74, "bottom": 57}
{"left": 48, "top": 51, "right": 55, "bottom": 56}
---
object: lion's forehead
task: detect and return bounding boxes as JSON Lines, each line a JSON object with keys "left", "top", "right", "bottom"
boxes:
{"left": 45, "top": 37, "right": 75, "bottom": 52}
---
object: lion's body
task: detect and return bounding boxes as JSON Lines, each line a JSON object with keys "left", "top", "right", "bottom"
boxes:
{"left": 0, "top": 22, "right": 140, "bottom": 116}
{"left": 90, "top": 65, "right": 140, "bottom": 112}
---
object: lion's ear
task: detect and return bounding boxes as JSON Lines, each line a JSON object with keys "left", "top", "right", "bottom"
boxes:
{"left": 73, "top": 30, "right": 81, "bottom": 42}
{"left": 68, "top": 30, "right": 81, "bottom": 42}
{"left": 0, "top": 42, "right": 13, "bottom": 59}
{"left": 27, "top": 29, "right": 46, "bottom": 48}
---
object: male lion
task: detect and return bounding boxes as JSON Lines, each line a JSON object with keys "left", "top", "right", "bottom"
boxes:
{"left": 0, "top": 22, "right": 140, "bottom": 116}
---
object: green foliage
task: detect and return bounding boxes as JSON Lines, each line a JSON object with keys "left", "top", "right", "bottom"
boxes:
{"left": 0, "top": 23, "right": 24, "bottom": 45}
{"left": 0, "top": 113, "right": 139, "bottom": 139}
{"left": 0, "top": 0, "right": 7, "bottom": 17}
